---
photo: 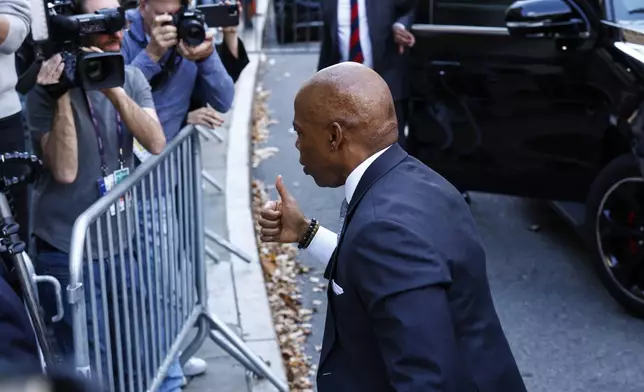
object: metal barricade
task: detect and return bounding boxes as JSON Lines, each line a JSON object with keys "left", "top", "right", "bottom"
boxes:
{"left": 68, "top": 126, "right": 288, "bottom": 392}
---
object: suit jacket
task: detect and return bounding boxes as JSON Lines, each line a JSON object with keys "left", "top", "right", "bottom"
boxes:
{"left": 317, "top": 143, "right": 527, "bottom": 392}
{"left": 318, "top": 0, "right": 417, "bottom": 101}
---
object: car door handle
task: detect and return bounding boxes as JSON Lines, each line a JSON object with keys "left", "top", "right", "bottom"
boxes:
{"left": 431, "top": 60, "right": 461, "bottom": 68}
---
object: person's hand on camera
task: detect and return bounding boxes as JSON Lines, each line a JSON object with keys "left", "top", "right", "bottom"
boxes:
{"left": 258, "top": 175, "right": 309, "bottom": 244}
{"left": 186, "top": 107, "right": 224, "bottom": 129}
{"left": 37, "top": 54, "right": 65, "bottom": 86}
{"left": 178, "top": 30, "right": 214, "bottom": 61}
{"left": 147, "top": 14, "right": 178, "bottom": 62}
{"left": 81, "top": 46, "right": 122, "bottom": 98}
{"left": 392, "top": 23, "right": 415, "bottom": 54}
{"left": 222, "top": 0, "right": 242, "bottom": 35}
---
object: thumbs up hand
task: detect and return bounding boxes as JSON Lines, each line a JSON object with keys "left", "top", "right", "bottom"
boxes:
{"left": 259, "top": 175, "right": 310, "bottom": 244}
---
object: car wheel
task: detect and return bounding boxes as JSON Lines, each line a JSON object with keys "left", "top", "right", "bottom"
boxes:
{"left": 585, "top": 154, "right": 644, "bottom": 317}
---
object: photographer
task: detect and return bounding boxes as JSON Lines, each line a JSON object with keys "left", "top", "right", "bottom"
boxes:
{"left": 121, "top": 0, "right": 235, "bottom": 143}
{"left": 22, "top": 0, "right": 185, "bottom": 389}
{"left": 0, "top": 0, "right": 32, "bottom": 248}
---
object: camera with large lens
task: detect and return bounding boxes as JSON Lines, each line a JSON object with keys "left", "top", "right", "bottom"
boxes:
{"left": 168, "top": 7, "right": 207, "bottom": 47}
{"left": 49, "top": 3, "right": 127, "bottom": 90}
{"left": 16, "top": 0, "right": 128, "bottom": 93}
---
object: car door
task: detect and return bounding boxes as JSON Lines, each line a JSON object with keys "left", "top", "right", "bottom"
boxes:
{"left": 408, "top": 0, "right": 608, "bottom": 201}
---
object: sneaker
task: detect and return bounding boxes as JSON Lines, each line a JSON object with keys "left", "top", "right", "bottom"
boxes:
{"left": 182, "top": 357, "right": 207, "bottom": 377}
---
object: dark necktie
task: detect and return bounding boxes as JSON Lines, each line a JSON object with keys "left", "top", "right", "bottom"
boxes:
{"left": 338, "top": 198, "right": 348, "bottom": 243}
{"left": 349, "top": 0, "right": 364, "bottom": 63}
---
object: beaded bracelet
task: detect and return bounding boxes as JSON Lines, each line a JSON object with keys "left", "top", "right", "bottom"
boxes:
{"left": 298, "top": 218, "right": 319, "bottom": 249}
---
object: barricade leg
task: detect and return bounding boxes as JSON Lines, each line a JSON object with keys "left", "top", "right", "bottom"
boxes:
{"left": 204, "top": 228, "right": 253, "bottom": 264}
{"left": 204, "top": 312, "right": 288, "bottom": 392}
{"left": 207, "top": 329, "right": 263, "bottom": 376}
{"left": 189, "top": 130, "right": 288, "bottom": 391}
{"left": 201, "top": 170, "right": 223, "bottom": 193}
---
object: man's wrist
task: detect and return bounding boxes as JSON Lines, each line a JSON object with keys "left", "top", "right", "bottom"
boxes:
{"left": 298, "top": 218, "right": 320, "bottom": 249}
{"left": 298, "top": 218, "right": 312, "bottom": 244}
{"left": 104, "top": 87, "right": 127, "bottom": 105}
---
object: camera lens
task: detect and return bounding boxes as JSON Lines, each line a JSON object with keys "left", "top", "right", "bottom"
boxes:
{"left": 85, "top": 59, "right": 105, "bottom": 82}
{"left": 180, "top": 19, "right": 205, "bottom": 47}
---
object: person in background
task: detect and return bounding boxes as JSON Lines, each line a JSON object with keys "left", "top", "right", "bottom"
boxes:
{"left": 318, "top": 0, "right": 416, "bottom": 150}
{"left": 0, "top": 0, "right": 32, "bottom": 251}
{"left": 185, "top": 0, "right": 249, "bottom": 129}
{"left": 122, "top": 0, "right": 234, "bottom": 142}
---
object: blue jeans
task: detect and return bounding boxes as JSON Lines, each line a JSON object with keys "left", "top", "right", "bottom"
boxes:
{"left": 36, "top": 247, "right": 184, "bottom": 392}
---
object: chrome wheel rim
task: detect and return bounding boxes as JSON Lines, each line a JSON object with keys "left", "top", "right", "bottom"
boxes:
{"left": 596, "top": 177, "right": 644, "bottom": 303}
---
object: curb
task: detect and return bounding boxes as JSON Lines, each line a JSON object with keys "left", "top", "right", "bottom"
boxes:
{"left": 224, "top": 0, "right": 288, "bottom": 390}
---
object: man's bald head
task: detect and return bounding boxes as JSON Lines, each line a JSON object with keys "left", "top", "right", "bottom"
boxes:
{"left": 292, "top": 63, "right": 400, "bottom": 188}
{"left": 295, "top": 62, "right": 398, "bottom": 151}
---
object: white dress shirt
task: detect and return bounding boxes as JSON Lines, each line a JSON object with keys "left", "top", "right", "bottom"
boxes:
{"left": 337, "top": 0, "right": 373, "bottom": 69}
{"left": 306, "top": 145, "right": 392, "bottom": 264}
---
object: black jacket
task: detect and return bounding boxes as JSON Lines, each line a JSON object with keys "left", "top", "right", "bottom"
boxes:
{"left": 318, "top": 143, "right": 527, "bottom": 392}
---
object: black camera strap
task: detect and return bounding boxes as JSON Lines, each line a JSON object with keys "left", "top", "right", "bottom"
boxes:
{"left": 150, "top": 49, "right": 180, "bottom": 92}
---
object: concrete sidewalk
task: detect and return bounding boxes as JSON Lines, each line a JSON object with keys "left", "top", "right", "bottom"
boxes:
{"left": 182, "top": 0, "right": 287, "bottom": 390}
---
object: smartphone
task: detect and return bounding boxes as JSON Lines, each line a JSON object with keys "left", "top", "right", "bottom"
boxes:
{"left": 197, "top": 2, "right": 239, "bottom": 28}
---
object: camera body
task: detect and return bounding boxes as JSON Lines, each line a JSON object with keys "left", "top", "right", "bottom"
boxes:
{"left": 60, "top": 50, "right": 125, "bottom": 90}
{"left": 169, "top": 7, "right": 207, "bottom": 47}
{"left": 46, "top": 1, "right": 127, "bottom": 90}
{"left": 16, "top": 0, "right": 127, "bottom": 93}
{"left": 197, "top": 1, "right": 239, "bottom": 29}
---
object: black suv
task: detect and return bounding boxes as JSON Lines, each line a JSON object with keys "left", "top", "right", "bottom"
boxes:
{"left": 408, "top": 0, "right": 644, "bottom": 316}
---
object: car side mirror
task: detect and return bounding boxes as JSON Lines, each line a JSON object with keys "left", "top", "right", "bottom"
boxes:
{"left": 505, "top": 0, "right": 590, "bottom": 39}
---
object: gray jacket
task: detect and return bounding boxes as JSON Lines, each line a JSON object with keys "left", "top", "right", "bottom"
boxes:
{"left": 0, "top": 0, "right": 31, "bottom": 119}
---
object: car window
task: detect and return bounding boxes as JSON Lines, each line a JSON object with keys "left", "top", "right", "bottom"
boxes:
{"left": 433, "top": 0, "right": 516, "bottom": 27}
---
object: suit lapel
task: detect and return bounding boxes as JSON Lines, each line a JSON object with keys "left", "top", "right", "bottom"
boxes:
{"left": 318, "top": 143, "right": 408, "bottom": 369}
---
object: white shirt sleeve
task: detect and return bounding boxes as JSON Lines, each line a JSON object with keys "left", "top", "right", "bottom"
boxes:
{"left": 306, "top": 225, "right": 337, "bottom": 265}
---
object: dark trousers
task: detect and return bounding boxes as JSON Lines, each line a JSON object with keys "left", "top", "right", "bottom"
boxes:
{"left": 395, "top": 99, "right": 409, "bottom": 150}
{"left": 0, "top": 111, "right": 31, "bottom": 249}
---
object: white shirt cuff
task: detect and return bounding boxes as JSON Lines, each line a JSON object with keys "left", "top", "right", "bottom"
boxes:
{"left": 393, "top": 22, "right": 406, "bottom": 30}
{"left": 306, "top": 225, "right": 337, "bottom": 265}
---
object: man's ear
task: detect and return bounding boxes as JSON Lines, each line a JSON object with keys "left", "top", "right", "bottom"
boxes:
{"left": 328, "top": 122, "right": 343, "bottom": 151}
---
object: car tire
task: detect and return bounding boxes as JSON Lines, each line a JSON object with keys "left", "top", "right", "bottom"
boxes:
{"left": 585, "top": 153, "right": 644, "bottom": 317}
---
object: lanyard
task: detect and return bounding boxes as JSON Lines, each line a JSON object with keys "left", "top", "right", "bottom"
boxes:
{"left": 84, "top": 93, "right": 125, "bottom": 177}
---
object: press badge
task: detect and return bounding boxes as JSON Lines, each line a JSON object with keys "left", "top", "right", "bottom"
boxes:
{"left": 114, "top": 168, "right": 131, "bottom": 212}
{"left": 97, "top": 168, "right": 130, "bottom": 216}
